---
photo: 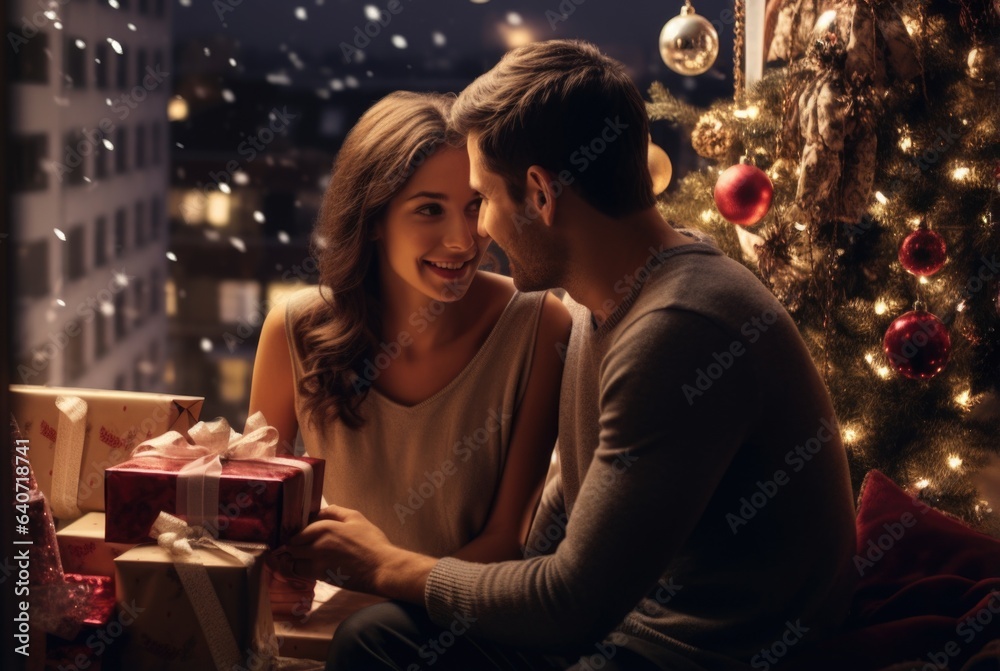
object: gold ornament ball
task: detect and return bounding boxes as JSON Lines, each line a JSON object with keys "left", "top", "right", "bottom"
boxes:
{"left": 648, "top": 142, "right": 673, "bottom": 196}
{"left": 659, "top": 5, "right": 719, "bottom": 76}
{"left": 967, "top": 45, "right": 998, "bottom": 86}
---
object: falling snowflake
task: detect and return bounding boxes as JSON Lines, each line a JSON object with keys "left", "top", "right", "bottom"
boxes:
{"left": 253, "top": 210, "right": 266, "bottom": 223}
{"left": 200, "top": 338, "right": 213, "bottom": 352}
{"left": 266, "top": 72, "right": 292, "bottom": 86}
{"left": 295, "top": 7, "right": 308, "bottom": 20}
{"left": 278, "top": 231, "right": 290, "bottom": 244}
{"left": 391, "top": 35, "right": 408, "bottom": 49}
{"left": 221, "top": 89, "right": 236, "bottom": 103}
{"left": 432, "top": 31, "right": 447, "bottom": 47}
{"left": 230, "top": 237, "right": 247, "bottom": 253}
{"left": 166, "top": 251, "right": 178, "bottom": 261}
{"left": 107, "top": 38, "right": 123, "bottom": 55}
{"left": 54, "top": 228, "right": 66, "bottom": 241}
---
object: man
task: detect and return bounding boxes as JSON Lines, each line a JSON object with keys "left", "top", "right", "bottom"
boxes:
{"left": 282, "top": 40, "right": 858, "bottom": 670}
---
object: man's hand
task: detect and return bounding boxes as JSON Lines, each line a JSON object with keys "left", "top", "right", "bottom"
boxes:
{"left": 276, "top": 504, "right": 438, "bottom": 604}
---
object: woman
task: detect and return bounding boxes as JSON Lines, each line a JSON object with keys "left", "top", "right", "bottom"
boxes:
{"left": 248, "top": 91, "right": 570, "bottom": 579}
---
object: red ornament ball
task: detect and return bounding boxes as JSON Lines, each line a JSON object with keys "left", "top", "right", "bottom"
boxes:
{"left": 714, "top": 163, "right": 774, "bottom": 226}
{"left": 883, "top": 309, "right": 951, "bottom": 380}
{"left": 899, "top": 228, "right": 947, "bottom": 276}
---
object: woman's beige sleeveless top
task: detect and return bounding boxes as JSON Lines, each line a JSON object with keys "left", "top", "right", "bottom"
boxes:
{"left": 284, "top": 286, "right": 547, "bottom": 558}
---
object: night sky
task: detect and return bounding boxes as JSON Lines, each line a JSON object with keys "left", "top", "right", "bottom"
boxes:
{"left": 173, "top": 0, "right": 738, "bottom": 102}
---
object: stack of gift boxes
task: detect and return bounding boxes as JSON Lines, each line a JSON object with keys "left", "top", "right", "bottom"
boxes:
{"left": 10, "top": 385, "right": 325, "bottom": 671}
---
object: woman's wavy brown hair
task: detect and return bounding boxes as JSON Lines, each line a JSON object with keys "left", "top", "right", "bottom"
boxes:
{"left": 293, "top": 91, "right": 461, "bottom": 430}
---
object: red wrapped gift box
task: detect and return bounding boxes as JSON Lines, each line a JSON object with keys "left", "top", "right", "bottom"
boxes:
{"left": 104, "top": 455, "right": 324, "bottom": 546}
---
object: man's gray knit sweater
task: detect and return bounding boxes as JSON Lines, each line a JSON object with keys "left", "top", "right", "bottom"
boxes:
{"left": 425, "top": 240, "right": 858, "bottom": 669}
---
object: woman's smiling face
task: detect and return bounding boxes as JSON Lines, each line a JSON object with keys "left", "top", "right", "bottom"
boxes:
{"left": 376, "top": 145, "right": 487, "bottom": 303}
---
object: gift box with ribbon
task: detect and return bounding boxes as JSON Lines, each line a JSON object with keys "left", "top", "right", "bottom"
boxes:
{"left": 9, "top": 385, "right": 204, "bottom": 520}
{"left": 57, "top": 513, "right": 133, "bottom": 577}
{"left": 114, "top": 512, "right": 278, "bottom": 671}
{"left": 104, "top": 412, "right": 324, "bottom": 547}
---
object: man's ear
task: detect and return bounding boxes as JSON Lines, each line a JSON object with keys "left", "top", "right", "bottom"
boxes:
{"left": 525, "top": 165, "right": 558, "bottom": 227}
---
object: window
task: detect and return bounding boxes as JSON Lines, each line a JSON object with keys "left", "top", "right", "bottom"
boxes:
{"left": 95, "top": 42, "right": 109, "bottom": 89}
{"left": 115, "top": 126, "right": 127, "bottom": 173}
{"left": 150, "top": 197, "right": 163, "bottom": 240}
{"left": 153, "top": 49, "right": 165, "bottom": 81}
{"left": 114, "top": 208, "right": 127, "bottom": 258}
{"left": 135, "top": 125, "right": 146, "bottom": 169}
{"left": 16, "top": 351, "right": 50, "bottom": 386}
{"left": 94, "top": 216, "right": 108, "bottom": 267}
{"left": 95, "top": 311, "right": 108, "bottom": 359}
{"left": 63, "top": 36, "right": 87, "bottom": 89}
{"left": 150, "top": 270, "right": 162, "bottom": 314}
{"left": 136, "top": 49, "right": 147, "bottom": 88}
{"left": 9, "top": 32, "right": 48, "bottom": 84}
{"left": 134, "top": 200, "right": 146, "bottom": 247}
{"left": 64, "top": 320, "right": 86, "bottom": 382}
{"left": 114, "top": 291, "right": 127, "bottom": 341}
{"left": 65, "top": 225, "right": 86, "bottom": 281}
{"left": 218, "top": 359, "right": 251, "bottom": 403}
{"left": 10, "top": 134, "right": 49, "bottom": 192}
{"left": 218, "top": 281, "right": 261, "bottom": 324}
{"left": 133, "top": 278, "right": 146, "bottom": 326}
{"left": 151, "top": 123, "right": 162, "bottom": 165}
{"left": 18, "top": 239, "right": 50, "bottom": 298}
{"left": 62, "top": 130, "right": 87, "bottom": 186}
{"left": 149, "top": 340, "right": 161, "bottom": 378}
{"left": 94, "top": 130, "right": 109, "bottom": 179}
{"left": 133, "top": 355, "right": 145, "bottom": 391}
{"left": 115, "top": 46, "right": 127, "bottom": 90}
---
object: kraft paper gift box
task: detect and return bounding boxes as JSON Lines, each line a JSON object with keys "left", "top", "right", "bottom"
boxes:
{"left": 57, "top": 513, "right": 133, "bottom": 576}
{"left": 9, "top": 385, "right": 204, "bottom": 520}
{"left": 104, "top": 412, "right": 324, "bottom": 547}
{"left": 113, "top": 513, "right": 277, "bottom": 671}
{"left": 273, "top": 582, "right": 386, "bottom": 661}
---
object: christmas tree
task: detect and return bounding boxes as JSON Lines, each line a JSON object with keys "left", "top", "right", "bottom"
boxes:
{"left": 649, "top": 0, "right": 1000, "bottom": 530}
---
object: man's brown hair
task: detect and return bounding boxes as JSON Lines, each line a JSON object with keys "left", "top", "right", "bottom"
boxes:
{"left": 452, "top": 39, "right": 654, "bottom": 218}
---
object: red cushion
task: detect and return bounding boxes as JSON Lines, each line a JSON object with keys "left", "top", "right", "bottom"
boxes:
{"left": 784, "top": 470, "right": 1000, "bottom": 671}
{"left": 852, "top": 470, "right": 1000, "bottom": 619}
